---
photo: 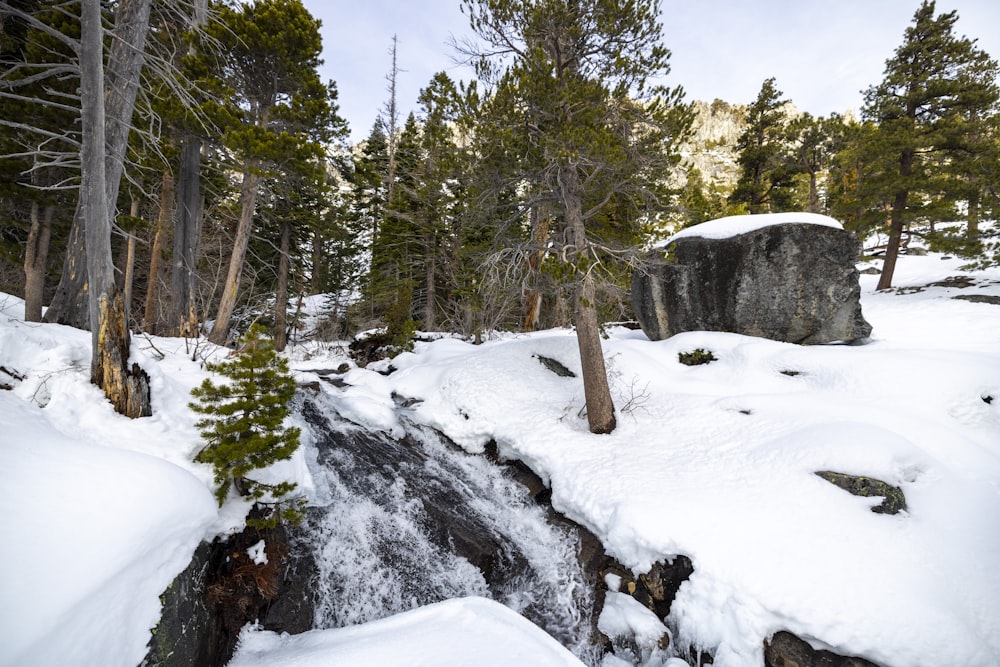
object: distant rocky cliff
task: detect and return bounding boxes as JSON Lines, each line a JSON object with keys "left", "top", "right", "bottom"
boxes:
{"left": 675, "top": 100, "right": 747, "bottom": 187}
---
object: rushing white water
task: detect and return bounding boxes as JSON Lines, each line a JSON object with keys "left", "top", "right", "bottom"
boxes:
{"left": 300, "top": 395, "right": 600, "bottom": 664}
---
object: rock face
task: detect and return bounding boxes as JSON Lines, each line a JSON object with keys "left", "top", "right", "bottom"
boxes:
{"left": 631, "top": 222, "right": 872, "bottom": 344}
{"left": 765, "top": 630, "right": 882, "bottom": 667}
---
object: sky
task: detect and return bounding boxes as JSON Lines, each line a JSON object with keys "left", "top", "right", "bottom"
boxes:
{"left": 302, "top": 0, "right": 1000, "bottom": 142}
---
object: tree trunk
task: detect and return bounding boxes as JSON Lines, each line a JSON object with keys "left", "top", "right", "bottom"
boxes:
{"left": 80, "top": 0, "right": 151, "bottom": 418}
{"left": 808, "top": 172, "right": 820, "bottom": 213}
{"left": 967, "top": 195, "right": 980, "bottom": 238}
{"left": 143, "top": 170, "right": 174, "bottom": 333}
{"left": 423, "top": 231, "right": 436, "bottom": 331}
{"left": 122, "top": 198, "right": 139, "bottom": 316}
{"left": 274, "top": 219, "right": 290, "bottom": 351}
{"left": 877, "top": 192, "right": 907, "bottom": 291}
{"left": 876, "top": 149, "right": 914, "bottom": 291}
{"left": 44, "top": 0, "right": 153, "bottom": 328}
{"left": 43, "top": 205, "right": 90, "bottom": 327}
{"left": 311, "top": 234, "right": 324, "bottom": 294}
{"left": 522, "top": 202, "right": 550, "bottom": 332}
{"left": 23, "top": 200, "right": 53, "bottom": 322}
{"left": 208, "top": 167, "right": 260, "bottom": 346}
{"left": 562, "top": 167, "right": 616, "bottom": 435}
{"left": 170, "top": 136, "right": 203, "bottom": 337}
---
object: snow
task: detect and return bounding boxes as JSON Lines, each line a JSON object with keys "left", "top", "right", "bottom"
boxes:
{"left": 228, "top": 597, "right": 586, "bottom": 667}
{"left": 247, "top": 540, "right": 269, "bottom": 566}
{"left": 662, "top": 212, "right": 843, "bottom": 244}
{"left": 1, "top": 238, "right": 999, "bottom": 667}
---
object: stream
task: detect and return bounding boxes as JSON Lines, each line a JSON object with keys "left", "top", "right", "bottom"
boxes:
{"left": 299, "top": 393, "right": 602, "bottom": 665}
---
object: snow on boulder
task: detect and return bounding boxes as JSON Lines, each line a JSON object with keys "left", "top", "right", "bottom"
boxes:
{"left": 0, "top": 393, "right": 217, "bottom": 667}
{"left": 632, "top": 214, "right": 872, "bottom": 344}
{"left": 227, "top": 596, "right": 587, "bottom": 667}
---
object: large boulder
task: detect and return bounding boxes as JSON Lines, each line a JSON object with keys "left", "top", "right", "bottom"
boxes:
{"left": 631, "top": 214, "right": 872, "bottom": 344}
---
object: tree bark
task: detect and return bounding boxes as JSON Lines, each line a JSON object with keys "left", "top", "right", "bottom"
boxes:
{"left": 274, "top": 219, "right": 290, "bottom": 351}
{"left": 208, "top": 167, "right": 260, "bottom": 346}
{"left": 23, "top": 200, "right": 53, "bottom": 322}
{"left": 967, "top": 195, "right": 980, "bottom": 238}
{"left": 44, "top": 0, "right": 153, "bottom": 328}
{"left": 876, "top": 148, "right": 914, "bottom": 291}
{"left": 121, "top": 198, "right": 139, "bottom": 314}
{"left": 170, "top": 137, "right": 203, "bottom": 337}
{"left": 143, "top": 170, "right": 174, "bottom": 333}
{"left": 562, "top": 167, "right": 616, "bottom": 435}
{"left": 80, "top": 0, "right": 151, "bottom": 418}
{"left": 423, "top": 230, "right": 436, "bottom": 331}
{"left": 522, "top": 202, "right": 550, "bottom": 332}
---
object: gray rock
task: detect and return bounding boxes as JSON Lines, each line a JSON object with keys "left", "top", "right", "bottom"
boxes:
{"left": 815, "top": 471, "right": 907, "bottom": 515}
{"left": 631, "top": 222, "right": 872, "bottom": 344}
{"left": 765, "top": 630, "right": 882, "bottom": 667}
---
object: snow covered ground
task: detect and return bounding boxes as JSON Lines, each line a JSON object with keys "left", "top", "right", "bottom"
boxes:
{"left": 1, "top": 238, "right": 998, "bottom": 667}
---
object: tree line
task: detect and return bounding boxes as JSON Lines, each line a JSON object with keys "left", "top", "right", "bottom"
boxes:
{"left": 0, "top": 0, "right": 997, "bottom": 433}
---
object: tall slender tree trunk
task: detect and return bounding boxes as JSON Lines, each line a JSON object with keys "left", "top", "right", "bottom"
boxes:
{"left": 170, "top": 137, "right": 203, "bottom": 337}
{"left": 522, "top": 202, "right": 550, "bottom": 332}
{"left": 143, "top": 170, "right": 174, "bottom": 333}
{"left": 877, "top": 191, "right": 908, "bottom": 291}
{"left": 23, "top": 200, "right": 53, "bottom": 322}
{"left": 876, "top": 149, "right": 914, "bottom": 291}
{"left": 423, "top": 230, "right": 436, "bottom": 331}
{"left": 808, "top": 172, "right": 820, "bottom": 213}
{"left": 80, "top": 0, "right": 150, "bottom": 418}
{"left": 562, "top": 167, "right": 615, "bottom": 435}
{"left": 122, "top": 198, "right": 139, "bottom": 314}
{"left": 310, "top": 235, "right": 325, "bottom": 294}
{"left": 384, "top": 34, "right": 400, "bottom": 203}
{"left": 208, "top": 167, "right": 260, "bottom": 345}
{"left": 45, "top": 0, "right": 153, "bottom": 328}
{"left": 274, "top": 219, "right": 291, "bottom": 351}
{"left": 967, "top": 196, "right": 980, "bottom": 238}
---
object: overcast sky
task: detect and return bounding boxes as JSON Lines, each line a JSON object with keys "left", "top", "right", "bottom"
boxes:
{"left": 301, "top": 0, "right": 1000, "bottom": 143}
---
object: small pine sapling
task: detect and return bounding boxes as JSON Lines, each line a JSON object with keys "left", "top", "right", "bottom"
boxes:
{"left": 190, "top": 325, "right": 304, "bottom": 528}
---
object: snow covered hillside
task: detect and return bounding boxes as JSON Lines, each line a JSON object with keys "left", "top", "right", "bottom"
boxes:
{"left": 1, "top": 245, "right": 998, "bottom": 667}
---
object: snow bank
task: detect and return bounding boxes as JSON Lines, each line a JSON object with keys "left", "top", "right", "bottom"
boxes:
{"left": 0, "top": 393, "right": 216, "bottom": 667}
{"left": 228, "top": 597, "right": 586, "bottom": 667}
{"left": 312, "top": 251, "right": 1000, "bottom": 666}
{"left": 0, "top": 301, "right": 218, "bottom": 667}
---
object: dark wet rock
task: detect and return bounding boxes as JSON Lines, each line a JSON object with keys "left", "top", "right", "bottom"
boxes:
{"left": 536, "top": 354, "right": 577, "bottom": 377}
{"left": 143, "top": 521, "right": 315, "bottom": 667}
{"left": 953, "top": 294, "right": 1000, "bottom": 305}
{"left": 603, "top": 556, "right": 694, "bottom": 621}
{"left": 765, "top": 630, "right": 882, "bottom": 667}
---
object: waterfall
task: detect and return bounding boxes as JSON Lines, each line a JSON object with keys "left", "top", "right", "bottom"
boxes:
{"left": 299, "top": 394, "right": 601, "bottom": 665}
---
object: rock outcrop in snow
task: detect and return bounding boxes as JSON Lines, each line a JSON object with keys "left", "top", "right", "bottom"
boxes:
{"left": 631, "top": 218, "right": 872, "bottom": 344}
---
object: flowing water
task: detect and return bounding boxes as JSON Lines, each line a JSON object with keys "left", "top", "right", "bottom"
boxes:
{"left": 300, "top": 393, "right": 600, "bottom": 664}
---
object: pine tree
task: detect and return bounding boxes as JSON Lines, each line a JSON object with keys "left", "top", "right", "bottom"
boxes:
{"left": 190, "top": 325, "right": 303, "bottom": 528}
{"left": 729, "top": 77, "right": 800, "bottom": 213}
{"left": 862, "top": 0, "right": 999, "bottom": 289}
{"left": 204, "top": 0, "right": 340, "bottom": 345}
{"left": 460, "top": 0, "right": 693, "bottom": 434}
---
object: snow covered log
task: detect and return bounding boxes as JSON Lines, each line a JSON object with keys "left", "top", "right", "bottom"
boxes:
{"left": 631, "top": 215, "right": 872, "bottom": 344}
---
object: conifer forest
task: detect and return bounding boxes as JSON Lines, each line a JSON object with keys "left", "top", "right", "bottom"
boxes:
{"left": 1, "top": 0, "right": 998, "bottom": 425}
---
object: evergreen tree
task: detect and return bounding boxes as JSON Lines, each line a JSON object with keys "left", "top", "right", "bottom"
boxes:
{"left": 729, "top": 77, "right": 800, "bottom": 213}
{"left": 461, "top": 0, "right": 693, "bottom": 434}
{"left": 205, "top": 0, "right": 341, "bottom": 345}
{"left": 677, "top": 167, "right": 732, "bottom": 228}
{"left": 789, "top": 113, "right": 840, "bottom": 213}
{"left": 862, "top": 0, "right": 999, "bottom": 289}
{"left": 826, "top": 119, "right": 889, "bottom": 235}
{"left": 190, "top": 325, "right": 303, "bottom": 528}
